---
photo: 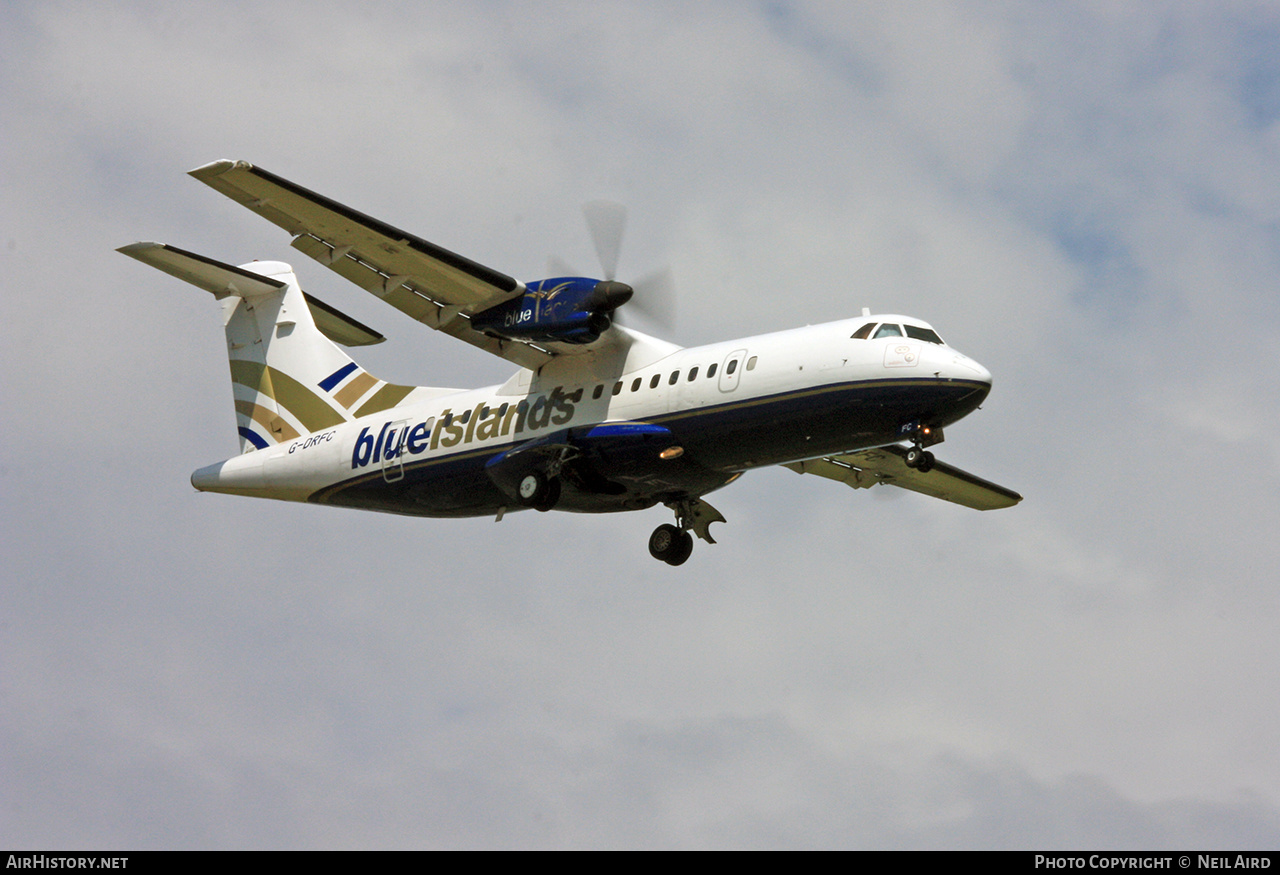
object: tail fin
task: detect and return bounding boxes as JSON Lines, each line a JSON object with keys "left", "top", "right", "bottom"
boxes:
{"left": 120, "top": 242, "right": 428, "bottom": 453}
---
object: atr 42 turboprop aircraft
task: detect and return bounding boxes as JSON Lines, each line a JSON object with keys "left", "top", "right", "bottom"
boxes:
{"left": 120, "top": 160, "right": 1020, "bottom": 566}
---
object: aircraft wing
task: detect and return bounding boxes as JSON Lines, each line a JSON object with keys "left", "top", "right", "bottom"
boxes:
{"left": 784, "top": 445, "right": 1022, "bottom": 511}
{"left": 189, "top": 159, "right": 552, "bottom": 369}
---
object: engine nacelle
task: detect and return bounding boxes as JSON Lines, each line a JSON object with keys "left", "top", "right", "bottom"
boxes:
{"left": 471, "top": 277, "right": 632, "bottom": 345}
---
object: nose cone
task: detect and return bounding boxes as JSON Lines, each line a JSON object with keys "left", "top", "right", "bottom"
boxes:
{"left": 963, "top": 354, "right": 992, "bottom": 385}
{"left": 940, "top": 347, "right": 992, "bottom": 385}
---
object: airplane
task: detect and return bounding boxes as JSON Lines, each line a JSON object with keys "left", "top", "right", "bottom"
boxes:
{"left": 120, "top": 160, "right": 1020, "bottom": 566}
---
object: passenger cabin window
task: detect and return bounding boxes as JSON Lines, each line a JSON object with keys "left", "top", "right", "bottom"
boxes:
{"left": 649, "top": 374, "right": 661, "bottom": 389}
{"left": 726, "top": 359, "right": 738, "bottom": 376}
{"left": 631, "top": 377, "right": 642, "bottom": 392}
{"left": 592, "top": 384, "right": 604, "bottom": 400}
{"left": 613, "top": 381, "right": 623, "bottom": 396}
{"left": 851, "top": 322, "right": 876, "bottom": 340}
{"left": 904, "top": 325, "right": 945, "bottom": 345}
{"left": 707, "top": 363, "right": 718, "bottom": 378}
{"left": 873, "top": 323, "right": 903, "bottom": 338}
{"left": 746, "top": 356, "right": 758, "bottom": 371}
{"left": 668, "top": 371, "right": 680, "bottom": 385}
{"left": 688, "top": 366, "right": 699, "bottom": 381}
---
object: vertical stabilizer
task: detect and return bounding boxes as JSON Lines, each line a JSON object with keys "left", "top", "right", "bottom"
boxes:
{"left": 218, "top": 258, "right": 358, "bottom": 451}
{"left": 120, "top": 242, "right": 430, "bottom": 453}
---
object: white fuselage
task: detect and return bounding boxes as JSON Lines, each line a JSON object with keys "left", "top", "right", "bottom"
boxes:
{"left": 192, "top": 316, "right": 993, "bottom": 516}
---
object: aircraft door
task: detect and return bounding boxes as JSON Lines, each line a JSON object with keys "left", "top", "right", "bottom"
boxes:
{"left": 381, "top": 418, "right": 410, "bottom": 483}
{"left": 718, "top": 349, "right": 747, "bottom": 393}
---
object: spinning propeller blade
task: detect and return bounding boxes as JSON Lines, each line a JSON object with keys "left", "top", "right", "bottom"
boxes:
{"left": 582, "top": 200, "right": 627, "bottom": 281}
{"left": 547, "top": 201, "right": 676, "bottom": 331}
{"left": 627, "top": 266, "right": 676, "bottom": 332}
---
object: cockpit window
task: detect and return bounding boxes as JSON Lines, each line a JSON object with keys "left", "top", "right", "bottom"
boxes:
{"left": 851, "top": 322, "right": 875, "bottom": 340}
{"left": 873, "top": 323, "right": 903, "bottom": 339}
{"left": 904, "top": 325, "right": 944, "bottom": 345}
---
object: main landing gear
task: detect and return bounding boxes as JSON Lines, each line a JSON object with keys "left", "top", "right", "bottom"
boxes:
{"left": 648, "top": 497, "right": 726, "bottom": 566}
{"left": 517, "top": 471, "right": 560, "bottom": 512}
{"left": 648, "top": 524, "right": 694, "bottom": 566}
{"left": 514, "top": 446, "right": 579, "bottom": 513}
{"left": 507, "top": 457, "right": 726, "bottom": 567}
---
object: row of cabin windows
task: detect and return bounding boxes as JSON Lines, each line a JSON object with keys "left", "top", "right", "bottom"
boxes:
{"left": 447, "top": 357, "right": 765, "bottom": 421}
{"left": 851, "top": 322, "right": 945, "bottom": 344}
{"left": 587, "top": 355, "right": 759, "bottom": 399}
{"left": 447, "top": 355, "right": 763, "bottom": 424}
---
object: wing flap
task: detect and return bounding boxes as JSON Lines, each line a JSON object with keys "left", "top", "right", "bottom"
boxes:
{"left": 785, "top": 445, "right": 1022, "bottom": 511}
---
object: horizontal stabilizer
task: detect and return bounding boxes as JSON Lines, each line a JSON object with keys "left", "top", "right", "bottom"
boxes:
{"left": 120, "top": 242, "right": 384, "bottom": 347}
{"left": 118, "top": 241, "right": 284, "bottom": 299}
{"left": 785, "top": 445, "right": 1022, "bottom": 511}
{"left": 302, "top": 293, "right": 384, "bottom": 347}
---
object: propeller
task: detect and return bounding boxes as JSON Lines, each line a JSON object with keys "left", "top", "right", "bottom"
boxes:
{"left": 575, "top": 200, "right": 675, "bottom": 331}
{"left": 583, "top": 200, "right": 627, "bottom": 281}
{"left": 627, "top": 265, "right": 676, "bottom": 331}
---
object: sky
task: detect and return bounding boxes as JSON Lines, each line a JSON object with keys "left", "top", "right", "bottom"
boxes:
{"left": 3, "top": 0, "right": 1279, "bottom": 850}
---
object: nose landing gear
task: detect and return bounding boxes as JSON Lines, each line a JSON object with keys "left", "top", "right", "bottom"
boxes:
{"left": 903, "top": 445, "right": 935, "bottom": 472}
{"left": 902, "top": 424, "right": 941, "bottom": 472}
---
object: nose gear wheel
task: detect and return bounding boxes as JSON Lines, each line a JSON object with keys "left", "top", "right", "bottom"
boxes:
{"left": 904, "top": 446, "right": 935, "bottom": 472}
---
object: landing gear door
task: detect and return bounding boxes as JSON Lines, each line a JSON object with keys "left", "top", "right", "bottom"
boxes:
{"left": 718, "top": 349, "right": 747, "bottom": 393}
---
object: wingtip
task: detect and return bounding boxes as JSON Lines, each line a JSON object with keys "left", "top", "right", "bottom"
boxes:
{"left": 188, "top": 158, "right": 245, "bottom": 179}
{"left": 117, "top": 241, "right": 164, "bottom": 257}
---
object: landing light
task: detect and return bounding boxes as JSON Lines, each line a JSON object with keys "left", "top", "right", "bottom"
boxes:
{"left": 660, "top": 446, "right": 684, "bottom": 460}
